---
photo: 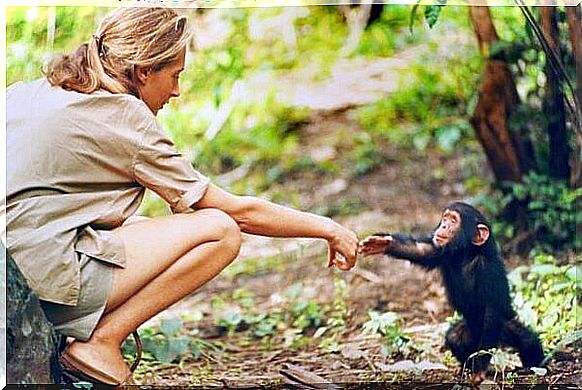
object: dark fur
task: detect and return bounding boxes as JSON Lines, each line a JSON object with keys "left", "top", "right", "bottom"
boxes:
{"left": 377, "top": 202, "right": 544, "bottom": 372}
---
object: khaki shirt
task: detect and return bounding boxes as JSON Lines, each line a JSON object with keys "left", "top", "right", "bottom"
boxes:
{"left": 4, "top": 79, "right": 210, "bottom": 305}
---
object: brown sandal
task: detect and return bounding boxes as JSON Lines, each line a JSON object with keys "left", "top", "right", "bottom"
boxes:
{"left": 60, "top": 330, "right": 142, "bottom": 386}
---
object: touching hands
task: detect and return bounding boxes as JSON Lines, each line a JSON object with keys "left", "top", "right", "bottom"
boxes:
{"left": 324, "top": 225, "right": 395, "bottom": 270}
{"left": 358, "top": 234, "right": 393, "bottom": 256}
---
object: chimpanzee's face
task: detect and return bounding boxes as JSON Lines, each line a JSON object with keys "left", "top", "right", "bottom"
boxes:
{"left": 432, "top": 209, "right": 462, "bottom": 247}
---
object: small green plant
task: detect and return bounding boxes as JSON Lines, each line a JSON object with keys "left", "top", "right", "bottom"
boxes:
{"left": 349, "top": 140, "right": 383, "bottom": 177}
{"left": 508, "top": 253, "right": 580, "bottom": 349}
{"left": 442, "top": 350, "right": 457, "bottom": 367}
{"left": 326, "top": 277, "right": 349, "bottom": 330}
{"left": 464, "top": 348, "right": 519, "bottom": 383}
{"left": 291, "top": 301, "right": 324, "bottom": 330}
{"left": 362, "top": 310, "right": 410, "bottom": 356}
{"left": 251, "top": 314, "right": 280, "bottom": 338}
{"left": 216, "top": 310, "right": 245, "bottom": 335}
{"left": 233, "top": 288, "right": 255, "bottom": 308}
{"left": 122, "top": 317, "right": 217, "bottom": 364}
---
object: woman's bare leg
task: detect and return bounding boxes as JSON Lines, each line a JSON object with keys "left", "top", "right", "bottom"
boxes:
{"left": 66, "top": 208, "right": 242, "bottom": 381}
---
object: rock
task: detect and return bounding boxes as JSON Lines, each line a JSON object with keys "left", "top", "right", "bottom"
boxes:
{"left": 416, "top": 360, "right": 448, "bottom": 371}
{"left": 376, "top": 360, "right": 416, "bottom": 372}
{"left": 376, "top": 359, "right": 448, "bottom": 372}
{"left": 340, "top": 344, "right": 366, "bottom": 360}
{"left": 5, "top": 247, "right": 60, "bottom": 383}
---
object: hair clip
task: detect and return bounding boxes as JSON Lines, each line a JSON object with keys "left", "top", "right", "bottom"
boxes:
{"left": 93, "top": 34, "right": 106, "bottom": 58}
{"left": 175, "top": 17, "right": 186, "bottom": 33}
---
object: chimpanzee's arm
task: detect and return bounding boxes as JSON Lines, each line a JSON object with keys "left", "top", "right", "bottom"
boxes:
{"left": 384, "top": 233, "right": 444, "bottom": 270}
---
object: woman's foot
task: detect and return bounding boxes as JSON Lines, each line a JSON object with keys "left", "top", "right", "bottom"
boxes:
{"left": 62, "top": 338, "right": 131, "bottom": 385}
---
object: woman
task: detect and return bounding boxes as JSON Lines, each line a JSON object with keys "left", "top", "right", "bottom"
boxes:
{"left": 5, "top": 6, "right": 359, "bottom": 385}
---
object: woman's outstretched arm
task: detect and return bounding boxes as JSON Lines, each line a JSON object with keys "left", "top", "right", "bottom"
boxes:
{"left": 195, "top": 184, "right": 359, "bottom": 270}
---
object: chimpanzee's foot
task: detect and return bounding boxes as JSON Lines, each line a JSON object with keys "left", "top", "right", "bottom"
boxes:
{"left": 470, "top": 370, "right": 488, "bottom": 384}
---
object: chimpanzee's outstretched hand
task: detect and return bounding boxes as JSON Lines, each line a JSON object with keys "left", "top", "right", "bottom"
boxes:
{"left": 358, "top": 235, "right": 393, "bottom": 256}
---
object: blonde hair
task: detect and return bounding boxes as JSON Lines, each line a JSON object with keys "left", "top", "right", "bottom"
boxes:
{"left": 45, "top": 6, "right": 191, "bottom": 96}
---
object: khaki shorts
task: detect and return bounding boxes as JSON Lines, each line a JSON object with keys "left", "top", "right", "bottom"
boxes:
{"left": 40, "top": 252, "right": 114, "bottom": 341}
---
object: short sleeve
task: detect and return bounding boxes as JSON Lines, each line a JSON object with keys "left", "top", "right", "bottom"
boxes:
{"left": 133, "top": 118, "right": 210, "bottom": 213}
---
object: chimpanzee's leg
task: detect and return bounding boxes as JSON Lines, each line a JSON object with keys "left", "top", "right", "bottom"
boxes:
{"left": 445, "top": 320, "right": 492, "bottom": 373}
{"left": 500, "top": 318, "right": 545, "bottom": 367}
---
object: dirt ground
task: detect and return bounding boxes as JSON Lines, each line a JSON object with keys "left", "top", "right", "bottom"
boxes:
{"left": 132, "top": 109, "right": 581, "bottom": 388}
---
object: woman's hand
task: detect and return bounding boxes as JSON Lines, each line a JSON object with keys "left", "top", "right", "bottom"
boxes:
{"left": 325, "top": 222, "right": 359, "bottom": 271}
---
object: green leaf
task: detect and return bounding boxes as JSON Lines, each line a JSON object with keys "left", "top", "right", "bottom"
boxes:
{"left": 169, "top": 337, "right": 190, "bottom": 357}
{"left": 253, "top": 318, "right": 277, "bottom": 338}
{"left": 409, "top": 0, "right": 422, "bottom": 34}
{"left": 424, "top": 1, "right": 446, "bottom": 29}
{"left": 559, "top": 329, "right": 582, "bottom": 346}
{"left": 413, "top": 132, "right": 430, "bottom": 151}
{"left": 160, "top": 317, "right": 183, "bottom": 338}
{"left": 436, "top": 124, "right": 461, "bottom": 152}
{"left": 151, "top": 342, "right": 173, "bottom": 363}
{"left": 547, "top": 282, "right": 572, "bottom": 293}
{"left": 529, "top": 264, "right": 560, "bottom": 277}
{"left": 213, "top": 83, "right": 222, "bottom": 108}
{"left": 565, "top": 266, "right": 581, "bottom": 285}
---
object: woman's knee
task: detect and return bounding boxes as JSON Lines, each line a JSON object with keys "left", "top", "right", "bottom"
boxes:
{"left": 195, "top": 208, "right": 242, "bottom": 256}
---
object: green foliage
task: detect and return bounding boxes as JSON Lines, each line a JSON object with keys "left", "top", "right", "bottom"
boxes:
{"left": 357, "top": 5, "right": 422, "bottom": 58}
{"left": 310, "top": 197, "right": 364, "bottom": 219}
{"left": 475, "top": 172, "right": 580, "bottom": 250}
{"left": 349, "top": 135, "right": 383, "bottom": 176}
{"left": 357, "top": 52, "right": 480, "bottom": 155}
{"left": 508, "top": 253, "right": 580, "bottom": 349}
{"left": 291, "top": 301, "right": 324, "bottom": 330}
{"left": 205, "top": 280, "right": 350, "bottom": 351}
{"left": 223, "top": 251, "right": 290, "bottom": 278}
{"left": 362, "top": 310, "right": 410, "bottom": 356}
{"left": 409, "top": 1, "right": 448, "bottom": 34}
{"left": 511, "top": 174, "right": 580, "bottom": 250}
{"left": 326, "top": 277, "right": 349, "bottom": 330}
{"left": 7, "top": 7, "right": 105, "bottom": 85}
{"left": 424, "top": 1, "right": 447, "bottom": 29}
{"left": 122, "top": 318, "right": 219, "bottom": 364}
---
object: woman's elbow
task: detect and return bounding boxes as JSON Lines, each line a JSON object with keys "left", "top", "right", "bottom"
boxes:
{"left": 230, "top": 196, "right": 261, "bottom": 231}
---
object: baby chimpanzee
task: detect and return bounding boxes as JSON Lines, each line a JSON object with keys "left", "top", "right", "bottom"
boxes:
{"left": 359, "top": 202, "right": 544, "bottom": 379}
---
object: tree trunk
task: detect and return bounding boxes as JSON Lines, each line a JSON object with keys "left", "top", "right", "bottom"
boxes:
{"left": 468, "top": 6, "right": 534, "bottom": 183}
{"left": 565, "top": 5, "right": 582, "bottom": 188}
{"left": 6, "top": 246, "right": 61, "bottom": 384}
{"left": 540, "top": 7, "right": 571, "bottom": 181}
{"left": 468, "top": 6, "right": 534, "bottom": 234}
{"left": 565, "top": 6, "right": 582, "bottom": 107}
{"left": 565, "top": 5, "right": 582, "bottom": 246}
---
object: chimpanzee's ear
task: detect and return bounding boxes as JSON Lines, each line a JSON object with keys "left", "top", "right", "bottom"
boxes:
{"left": 472, "top": 224, "right": 490, "bottom": 246}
